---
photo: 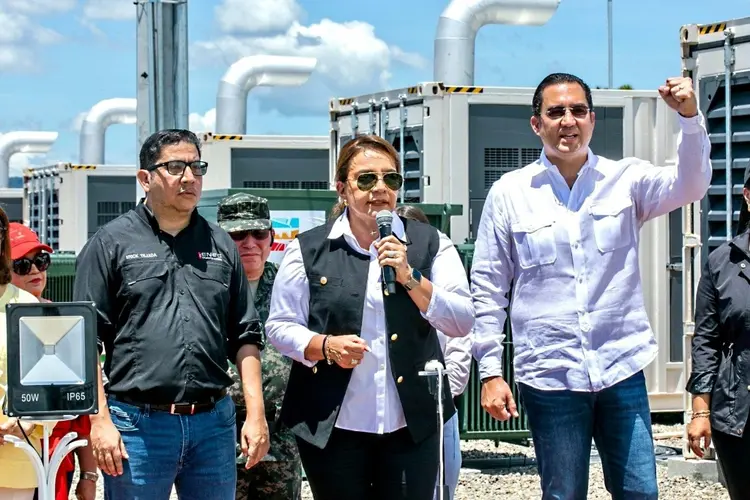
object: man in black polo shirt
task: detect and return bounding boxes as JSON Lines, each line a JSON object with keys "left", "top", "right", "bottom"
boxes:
{"left": 72, "top": 129, "right": 269, "bottom": 500}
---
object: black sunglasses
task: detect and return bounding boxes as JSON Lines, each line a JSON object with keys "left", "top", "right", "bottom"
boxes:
{"left": 13, "top": 252, "right": 51, "bottom": 276}
{"left": 545, "top": 105, "right": 590, "bottom": 120}
{"left": 352, "top": 172, "right": 403, "bottom": 192}
{"left": 230, "top": 229, "right": 271, "bottom": 241}
{"left": 149, "top": 160, "right": 208, "bottom": 177}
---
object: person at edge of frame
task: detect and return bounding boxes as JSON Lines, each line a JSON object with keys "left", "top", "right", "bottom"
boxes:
{"left": 471, "top": 72, "right": 711, "bottom": 499}
{"left": 72, "top": 129, "right": 269, "bottom": 500}
{"left": 9, "top": 223, "right": 97, "bottom": 500}
{"left": 687, "top": 159, "right": 750, "bottom": 500}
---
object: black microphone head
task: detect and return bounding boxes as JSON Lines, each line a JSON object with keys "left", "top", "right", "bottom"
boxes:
{"left": 376, "top": 210, "right": 393, "bottom": 228}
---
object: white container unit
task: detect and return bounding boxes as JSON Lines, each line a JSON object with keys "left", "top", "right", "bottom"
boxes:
{"left": 24, "top": 163, "right": 136, "bottom": 253}
{"left": 199, "top": 133, "right": 330, "bottom": 193}
{"left": 678, "top": 17, "right": 750, "bottom": 425}
{"left": 0, "top": 188, "right": 24, "bottom": 223}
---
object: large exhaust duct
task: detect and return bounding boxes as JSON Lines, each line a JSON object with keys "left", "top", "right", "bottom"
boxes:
{"left": 434, "top": 0, "right": 561, "bottom": 85}
{"left": 79, "top": 98, "right": 137, "bottom": 164}
{"left": 215, "top": 55, "right": 318, "bottom": 135}
{"left": 0, "top": 131, "right": 58, "bottom": 188}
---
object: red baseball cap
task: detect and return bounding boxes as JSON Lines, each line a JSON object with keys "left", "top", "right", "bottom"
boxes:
{"left": 9, "top": 223, "right": 53, "bottom": 261}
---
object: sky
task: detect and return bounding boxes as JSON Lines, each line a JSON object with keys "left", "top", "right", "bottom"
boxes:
{"left": 0, "top": 0, "right": 747, "bottom": 177}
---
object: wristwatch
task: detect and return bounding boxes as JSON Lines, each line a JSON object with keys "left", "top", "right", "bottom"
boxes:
{"left": 403, "top": 267, "right": 422, "bottom": 291}
{"left": 80, "top": 471, "right": 98, "bottom": 483}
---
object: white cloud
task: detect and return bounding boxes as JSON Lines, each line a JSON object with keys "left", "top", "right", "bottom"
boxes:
{"left": 193, "top": 11, "right": 427, "bottom": 117}
{"left": 83, "top": 0, "right": 135, "bottom": 21}
{"left": 0, "top": 4, "right": 65, "bottom": 72}
{"left": 0, "top": 0, "right": 76, "bottom": 15}
{"left": 215, "top": 0, "right": 302, "bottom": 34}
{"left": 189, "top": 108, "right": 216, "bottom": 133}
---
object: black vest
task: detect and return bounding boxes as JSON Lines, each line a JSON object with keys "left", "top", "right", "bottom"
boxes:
{"left": 279, "top": 217, "right": 456, "bottom": 449}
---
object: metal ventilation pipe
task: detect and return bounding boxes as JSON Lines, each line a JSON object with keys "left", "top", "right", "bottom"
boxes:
{"left": 0, "top": 131, "right": 58, "bottom": 188}
{"left": 79, "top": 98, "right": 137, "bottom": 164}
{"left": 215, "top": 55, "right": 318, "bottom": 135}
{"left": 434, "top": 0, "right": 561, "bottom": 85}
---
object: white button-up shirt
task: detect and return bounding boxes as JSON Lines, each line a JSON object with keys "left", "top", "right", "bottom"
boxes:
{"left": 471, "top": 113, "right": 712, "bottom": 392}
{"left": 266, "top": 210, "right": 474, "bottom": 434}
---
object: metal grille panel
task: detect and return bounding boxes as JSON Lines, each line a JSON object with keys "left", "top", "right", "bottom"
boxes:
{"left": 484, "top": 147, "right": 542, "bottom": 188}
{"left": 243, "top": 181, "right": 271, "bottom": 188}
{"left": 700, "top": 72, "right": 750, "bottom": 257}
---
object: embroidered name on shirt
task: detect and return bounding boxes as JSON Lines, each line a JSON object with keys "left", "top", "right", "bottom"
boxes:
{"left": 124, "top": 252, "right": 158, "bottom": 260}
{"left": 197, "top": 252, "right": 223, "bottom": 262}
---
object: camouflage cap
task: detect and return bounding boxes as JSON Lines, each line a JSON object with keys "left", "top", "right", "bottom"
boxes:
{"left": 217, "top": 193, "right": 272, "bottom": 232}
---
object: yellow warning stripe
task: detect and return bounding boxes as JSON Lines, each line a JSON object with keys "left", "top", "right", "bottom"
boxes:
{"left": 444, "top": 86, "right": 484, "bottom": 94}
{"left": 338, "top": 98, "right": 355, "bottom": 106}
{"left": 212, "top": 135, "right": 243, "bottom": 141}
{"left": 407, "top": 86, "right": 419, "bottom": 94}
{"left": 69, "top": 164, "right": 97, "bottom": 170}
{"left": 699, "top": 23, "right": 726, "bottom": 35}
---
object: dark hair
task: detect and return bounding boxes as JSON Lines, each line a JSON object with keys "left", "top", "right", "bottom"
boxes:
{"left": 532, "top": 73, "right": 594, "bottom": 117}
{"left": 396, "top": 205, "right": 429, "bottom": 224}
{"left": 139, "top": 129, "right": 202, "bottom": 171}
{"left": 329, "top": 135, "right": 401, "bottom": 220}
{"left": 0, "top": 208, "right": 11, "bottom": 286}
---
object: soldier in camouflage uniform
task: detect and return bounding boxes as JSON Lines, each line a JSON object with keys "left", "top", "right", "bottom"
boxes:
{"left": 217, "top": 193, "right": 302, "bottom": 500}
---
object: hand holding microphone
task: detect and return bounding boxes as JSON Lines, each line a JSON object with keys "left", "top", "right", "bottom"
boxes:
{"left": 374, "top": 210, "right": 410, "bottom": 293}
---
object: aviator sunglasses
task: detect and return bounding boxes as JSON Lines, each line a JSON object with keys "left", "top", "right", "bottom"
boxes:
{"left": 230, "top": 229, "right": 271, "bottom": 241}
{"left": 545, "top": 104, "right": 590, "bottom": 120}
{"left": 148, "top": 160, "right": 208, "bottom": 177}
{"left": 352, "top": 172, "right": 403, "bottom": 191}
{"left": 13, "top": 252, "right": 51, "bottom": 276}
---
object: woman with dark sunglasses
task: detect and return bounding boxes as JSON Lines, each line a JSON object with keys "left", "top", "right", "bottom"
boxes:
{"left": 8, "top": 223, "right": 98, "bottom": 500}
{"left": 8, "top": 224, "right": 53, "bottom": 301}
{"left": 266, "top": 135, "right": 474, "bottom": 499}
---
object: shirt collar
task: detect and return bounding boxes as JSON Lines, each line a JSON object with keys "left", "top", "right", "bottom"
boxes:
{"left": 535, "top": 147, "right": 600, "bottom": 176}
{"left": 328, "top": 208, "right": 407, "bottom": 243}
{"left": 136, "top": 198, "right": 199, "bottom": 234}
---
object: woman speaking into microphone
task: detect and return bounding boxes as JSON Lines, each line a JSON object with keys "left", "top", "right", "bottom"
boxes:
{"left": 266, "top": 134, "right": 474, "bottom": 499}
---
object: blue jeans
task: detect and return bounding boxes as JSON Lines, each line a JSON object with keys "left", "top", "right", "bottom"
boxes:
{"left": 518, "top": 371, "right": 658, "bottom": 500}
{"left": 103, "top": 394, "right": 237, "bottom": 500}
{"left": 434, "top": 413, "right": 460, "bottom": 500}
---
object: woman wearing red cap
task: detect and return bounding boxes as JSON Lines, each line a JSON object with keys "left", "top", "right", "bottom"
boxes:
{"left": 9, "top": 223, "right": 98, "bottom": 500}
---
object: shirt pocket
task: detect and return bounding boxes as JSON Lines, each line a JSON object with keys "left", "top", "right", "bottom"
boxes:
{"left": 589, "top": 197, "right": 634, "bottom": 253}
{"left": 511, "top": 217, "right": 557, "bottom": 269}
{"left": 190, "top": 262, "right": 232, "bottom": 306}
{"left": 121, "top": 261, "right": 170, "bottom": 311}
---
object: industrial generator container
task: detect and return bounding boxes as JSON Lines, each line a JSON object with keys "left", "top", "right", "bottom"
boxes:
{"left": 198, "top": 134, "right": 330, "bottom": 193}
{"left": 679, "top": 16, "right": 750, "bottom": 417}
{"left": 0, "top": 188, "right": 24, "bottom": 223}
{"left": 24, "top": 164, "right": 136, "bottom": 253}
{"left": 328, "top": 83, "right": 688, "bottom": 412}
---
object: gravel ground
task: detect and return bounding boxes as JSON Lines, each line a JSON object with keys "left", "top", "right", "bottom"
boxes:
{"left": 72, "top": 424, "right": 728, "bottom": 499}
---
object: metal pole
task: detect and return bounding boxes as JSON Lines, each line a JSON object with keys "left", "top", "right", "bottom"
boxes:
{"left": 135, "top": 0, "right": 189, "bottom": 203}
{"left": 607, "top": 0, "right": 613, "bottom": 89}
{"left": 724, "top": 29, "right": 734, "bottom": 240}
{"left": 398, "top": 95, "right": 407, "bottom": 203}
{"left": 174, "top": 0, "right": 189, "bottom": 128}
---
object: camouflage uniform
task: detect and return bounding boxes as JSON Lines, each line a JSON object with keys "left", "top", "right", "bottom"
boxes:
{"left": 218, "top": 193, "right": 302, "bottom": 500}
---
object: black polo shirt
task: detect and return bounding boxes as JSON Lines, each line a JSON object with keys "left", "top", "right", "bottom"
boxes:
{"left": 73, "top": 202, "right": 264, "bottom": 404}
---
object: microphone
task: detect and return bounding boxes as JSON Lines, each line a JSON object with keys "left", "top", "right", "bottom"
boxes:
{"left": 376, "top": 210, "right": 397, "bottom": 296}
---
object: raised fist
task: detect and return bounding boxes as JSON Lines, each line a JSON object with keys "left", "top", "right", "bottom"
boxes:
{"left": 658, "top": 77, "right": 698, "bottom": 118}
